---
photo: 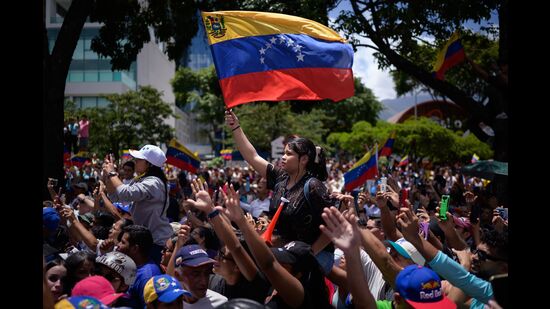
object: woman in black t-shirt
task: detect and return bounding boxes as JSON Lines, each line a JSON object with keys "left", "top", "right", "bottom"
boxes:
{"left": 225, "top": 110, "right": 335, "bottom": 272}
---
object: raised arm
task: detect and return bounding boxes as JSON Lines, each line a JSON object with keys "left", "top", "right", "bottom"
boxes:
{"left": 320, "top": 207, "right": 377, "bottom": 309}
{"left": 220, "top": 184, "right": 305, "bottom": 308}
{"left": 186, "top": 179, "right": 259, "bottom": 281}
{"left": 397, "top": 208, "right": 493, "bottom": 304}
{"left": 375, "top": 188, "right": 402, "bottom": 241}
{"left": 60, "top": 207, "right": 99, "bottom": 249}
{"left": 434, "top": 206, "right": 468, "bottom": 250}
{"left": 225, "top": 109, "right": 269, "bottom": 178}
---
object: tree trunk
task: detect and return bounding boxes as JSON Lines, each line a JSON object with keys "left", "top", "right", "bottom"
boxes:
{"left": 43, "top": 0, "right": 94, "bottom": 199}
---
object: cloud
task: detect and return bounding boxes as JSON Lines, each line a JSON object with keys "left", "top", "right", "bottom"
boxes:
{"left": 352, "top": 37, "right": 397, "bottom": 101}
{"left": 329, "top": 8, "right": 396, "bottom": 101}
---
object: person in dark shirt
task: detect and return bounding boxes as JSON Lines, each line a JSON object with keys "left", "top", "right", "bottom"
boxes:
{"left": 225, "top": 110, "right": 336, "bottom": 273}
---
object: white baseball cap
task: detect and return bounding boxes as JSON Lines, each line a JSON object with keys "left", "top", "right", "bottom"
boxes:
{"left": 129, "top": 145, "right": 166, "bottom": 167}
{"left": 386, "top": 238, "right": 426, "bottom": 266}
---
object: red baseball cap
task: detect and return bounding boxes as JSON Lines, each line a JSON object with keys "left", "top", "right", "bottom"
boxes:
{"left": 71, "top": 276, "right": 125, "bottom": 305}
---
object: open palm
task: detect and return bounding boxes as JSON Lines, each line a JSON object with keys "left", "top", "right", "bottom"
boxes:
{"left": 320, "top": 207, "right": 360, "bottom": 252}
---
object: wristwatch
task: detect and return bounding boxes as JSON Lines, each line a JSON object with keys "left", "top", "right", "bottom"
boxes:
{"left": 108, "top": 171, "right": 118, "bottom": 178}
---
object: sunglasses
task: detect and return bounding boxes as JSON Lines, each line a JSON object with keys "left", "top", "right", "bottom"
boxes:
{"left": 472, "top": 249, "right": 507, "bottom": 262}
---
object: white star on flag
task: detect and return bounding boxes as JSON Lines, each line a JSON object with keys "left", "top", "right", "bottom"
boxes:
{"left": 294, "top": 45, "right": 302, "bottom": 52}
{"left": 296, "top": 53, "right": 304, "bottom": 62}
{"left": 270, "top": 37, "right": 277, "bottom": 44}
{"left": 279, "top": 37, "right": 285, "bottom": 44}
{"left": 265, "top": 42, "right": 272, "bottom": 49}
{"left": 260, "top": 57, "right": 265, "bottom": 64}
{"left": 259, "top": 47, "right": 266, "bottom": 55}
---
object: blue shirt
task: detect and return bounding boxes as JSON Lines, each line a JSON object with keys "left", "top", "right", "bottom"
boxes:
{"left": 428, "top": 251, "right": 493, "bottom": 307}
{"left": 129, "top": 261, "right": 162, "bottom": 309}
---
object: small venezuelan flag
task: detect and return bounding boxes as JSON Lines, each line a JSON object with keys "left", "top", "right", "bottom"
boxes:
{"left": 378, "top": 131, "right": 396, "bottom": 157}
{"left": 344, "top": 148, "right": 378, "bottom": 192}
{"left": 398, "top": 155, "right": 409, "bottom": 167}
{"left": 432, "top": 31, "right": 465, "bottom": 80}
{"left": 166, "top": 139, "right": 201, "bottom": 174}
{"left": 201, "top": 11, "right": 355, "bottom": 108}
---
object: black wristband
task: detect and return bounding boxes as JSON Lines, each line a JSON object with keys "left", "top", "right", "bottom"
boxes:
{"left": 232, "top": 125, "right": 241, "bottom": 132}
{"left": 207, "top": 209, "right": 220, "bottom": 219}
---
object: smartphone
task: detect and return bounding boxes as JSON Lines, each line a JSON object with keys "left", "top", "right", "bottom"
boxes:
{"left": 439, "top": 195, "right": 450, "bottom": 221}
{"left": 380, "top": 177, "right": 387, "bottom": 193}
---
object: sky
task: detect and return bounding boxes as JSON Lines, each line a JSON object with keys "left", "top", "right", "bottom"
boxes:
{"left": 328, "top": 1, "right": 499, "bottom": 101}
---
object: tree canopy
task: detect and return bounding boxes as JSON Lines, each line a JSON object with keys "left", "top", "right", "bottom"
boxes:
{"left": 65, "top": 86, "right": 176, "bottom": 158}
{"left": 334, "top": 0, "right": 508, "bottom": 160}
{"left": 327, "top": 117, "right": 493, "bottom": 163}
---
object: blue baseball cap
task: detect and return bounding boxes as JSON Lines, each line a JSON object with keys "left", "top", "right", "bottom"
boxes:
{"left": 174, "top": 244, "right": 216, "bottom": 268}
{"left": 395, "top": 265, "right": 456, "bottom": 308}
{"left": 144, "top": 275, "right": 191, "bottom": 304}
{"left": 43, "top": 207, "right": 60, "bottom": 232}
{"left": 54, "top": 296, "right": 110, "bottom": 309}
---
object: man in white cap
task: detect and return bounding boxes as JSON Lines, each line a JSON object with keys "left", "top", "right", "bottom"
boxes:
{"left": 103, "top": 145, "right": 173, "bottom": 265}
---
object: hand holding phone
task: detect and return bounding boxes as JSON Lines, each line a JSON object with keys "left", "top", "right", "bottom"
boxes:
{"left": 439, "top": 195, "right": 450, "bottom": 221}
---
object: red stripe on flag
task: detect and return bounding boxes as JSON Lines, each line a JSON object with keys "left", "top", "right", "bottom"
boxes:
{"left": 220, "top": 68, "right": 354, "bottom": 108}
{"left": 166, "top": 157, "right": 198, "bottom": 174}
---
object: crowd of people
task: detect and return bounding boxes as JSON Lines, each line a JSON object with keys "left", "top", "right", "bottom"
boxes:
{"left": 43, "top": 112, "right": 508, "bottom": 308}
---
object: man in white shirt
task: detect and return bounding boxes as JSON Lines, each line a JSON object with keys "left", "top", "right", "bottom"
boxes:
{"left": 239, "top": 178, "right": 271, "bottom": 218}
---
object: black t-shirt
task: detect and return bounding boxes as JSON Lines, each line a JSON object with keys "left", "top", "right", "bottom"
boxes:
{"left": 266, "top": 164, "right": 334, "bottom": 249}
{"left": 209, "top": 272, "right": 271, "bottom": 304}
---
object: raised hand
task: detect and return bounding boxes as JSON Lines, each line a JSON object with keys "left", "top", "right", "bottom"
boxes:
{"left": 384, "top": 185, "right": 400, "bottom": 207}
{"left": 60, "top": 207, "right": 76, "bottom": 223}
{"left": 320, "top": 206, "right": 360, "bottom": 253}
{"left": 434, "top": 206, "right": 455, "bottom": 232}
{"left": 396, "top": 208, "right": 421, "bottom": 243}
{"left": 224, "top": 109, "right": 240, "bottom": 130}
{"left": 218, "top": 184, "right": 245, "bottom": 223}
{"left": 186, "top": 179, "right": 214, "bottom": 214}
{"left": 177, "top": 224, "right": 192, "bottom": 248}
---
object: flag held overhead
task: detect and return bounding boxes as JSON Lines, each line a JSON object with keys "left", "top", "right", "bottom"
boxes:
{"left": 201, "top": 11, "right": 355, "bottom": 108}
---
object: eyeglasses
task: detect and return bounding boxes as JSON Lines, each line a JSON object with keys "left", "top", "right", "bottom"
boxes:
{"left": 472, "top": 249, "right": 507, "bottom": 262}
{"left": 218, "top": 251, "right": 234, "bottom": 262}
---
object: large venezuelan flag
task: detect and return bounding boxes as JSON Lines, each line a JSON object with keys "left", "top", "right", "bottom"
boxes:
{"left": 201, "top": 11, "right": 355, "bottom": 108}
{"left": 166, "top": 139, "right": 201, "bottom": 174}
{"left": 378, "top": 131, "right": 396, "bottom": 157}
{"left": 344, "top": 148, "right": 378, "bottom": 192}
{"left": 432, "top": 31, "right": 465, "bottom": 80}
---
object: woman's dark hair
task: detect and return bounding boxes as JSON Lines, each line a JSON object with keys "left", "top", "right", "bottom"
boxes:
{"left": 63, "top": 251, "right": 96, "bottom": 295}
{"left": 46, "top": 258, "right": 65, "bottom": 272}
{"left": 286, "top": 137, "right": 328, "bottom": 181}
{"left": 294, "top": 256, "right": 330, "bottom": 308}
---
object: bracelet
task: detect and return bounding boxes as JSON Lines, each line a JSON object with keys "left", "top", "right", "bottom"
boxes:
{"left": 207, "top": 209, "right": 220, "bottom": 219}
{"left": 232, "top": 125, "right": 241, "bottom": 132}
